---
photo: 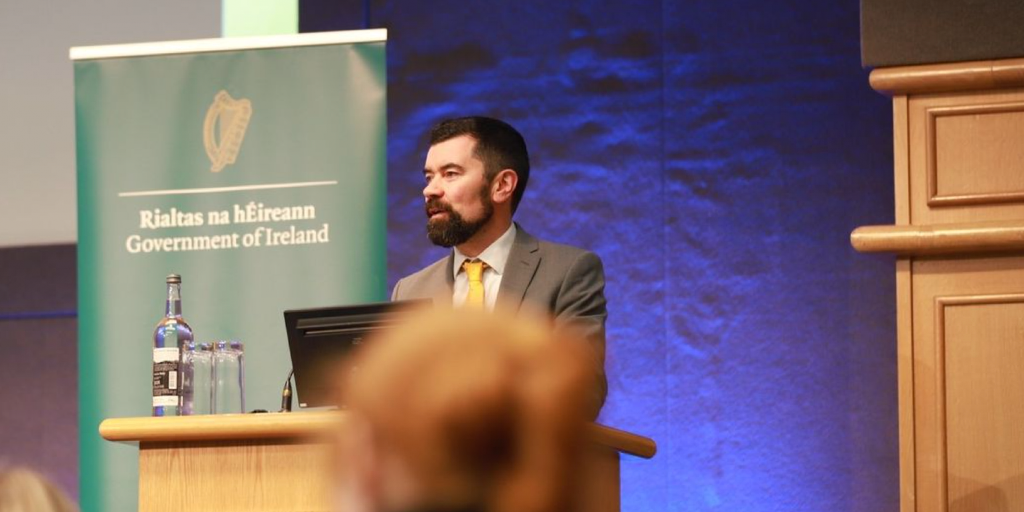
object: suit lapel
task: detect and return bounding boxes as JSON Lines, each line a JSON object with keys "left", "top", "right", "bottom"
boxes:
{"left": 433, "top": 251, "right": 456, "bottom": 306}
{"left": 495, "top": 224, "right": 540, "bottom": 313}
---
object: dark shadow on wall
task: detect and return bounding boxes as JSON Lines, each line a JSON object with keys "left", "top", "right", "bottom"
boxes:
{"left": 0, "top": 244, "right": 78, "bottom": 499}
{"left": 947, "top": 472, "right": 1024, "bottom": 512}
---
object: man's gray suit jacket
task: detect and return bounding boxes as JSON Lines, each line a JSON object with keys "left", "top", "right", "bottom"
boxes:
{"left": 391, "top": 224, "right": 608, "bottom": 407}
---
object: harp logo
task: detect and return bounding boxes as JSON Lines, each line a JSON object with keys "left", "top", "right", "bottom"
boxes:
{"left": 203, "top": 90, "right": 252, "bottom": 173}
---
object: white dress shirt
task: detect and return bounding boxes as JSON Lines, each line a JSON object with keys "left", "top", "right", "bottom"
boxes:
{"left": 452, "top": 223, "right": 517, "bottom": 310}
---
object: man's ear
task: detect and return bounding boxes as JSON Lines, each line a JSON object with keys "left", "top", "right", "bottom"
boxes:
{"left": 492, "top": 169, "right": 518, "bottom": 205}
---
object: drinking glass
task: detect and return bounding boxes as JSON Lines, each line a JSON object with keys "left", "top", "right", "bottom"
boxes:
{"left": 181, "top": 342, "right": 213, "bottom": 415}
{"left": 212, "top": 340, "right": 245, "bottom": 414}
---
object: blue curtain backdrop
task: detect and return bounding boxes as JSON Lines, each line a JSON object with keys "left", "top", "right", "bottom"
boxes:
{"left": 302, "top": 1, "right": 898, "bottom": 510}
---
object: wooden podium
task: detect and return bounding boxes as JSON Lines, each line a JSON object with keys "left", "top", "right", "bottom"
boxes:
{"left": 853, "top": 58, "right": 1024, "bottom": 512}
{"left": 100, "top": 412, "right": 656, "bottom": 512}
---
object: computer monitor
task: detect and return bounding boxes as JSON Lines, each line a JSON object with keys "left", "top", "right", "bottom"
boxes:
{"left": 284, "top": 300, "right": 428, "bottom": 408}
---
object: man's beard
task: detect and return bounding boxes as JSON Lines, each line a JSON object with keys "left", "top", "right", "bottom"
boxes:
{"left": 425, "top": 187, "right": 493, "bottom": 248}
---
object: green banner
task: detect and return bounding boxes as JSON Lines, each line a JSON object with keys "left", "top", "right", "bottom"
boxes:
{"left": 73, "top": 34, "right": 386, "bottom": 511}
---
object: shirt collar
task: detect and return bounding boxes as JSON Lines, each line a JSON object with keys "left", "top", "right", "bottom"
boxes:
{"left": 453, "top": 223, "right": 517, "bottom": 279}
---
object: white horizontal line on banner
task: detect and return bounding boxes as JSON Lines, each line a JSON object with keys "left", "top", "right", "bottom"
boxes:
{"left": 70, "top": 29, "right": 387, "bottom": 61}
{"left": 118, "top": 181, "right": 338, "bottom": 198}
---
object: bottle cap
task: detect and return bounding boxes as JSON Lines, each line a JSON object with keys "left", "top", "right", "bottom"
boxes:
{"left": 166, "top": 274, "right": 182, "bottom": 284}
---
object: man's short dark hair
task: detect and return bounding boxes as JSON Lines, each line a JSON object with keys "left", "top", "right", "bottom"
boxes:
{"left": 429, "top": 116, "right": 530, "bottom": 214}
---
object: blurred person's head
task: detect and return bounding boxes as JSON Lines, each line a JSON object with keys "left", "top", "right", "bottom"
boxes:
{"left": 334, "top": 309, "right": 591, "bottom": 512}
{"left": 0, "top": 467, "right": 78, "bottom": 512}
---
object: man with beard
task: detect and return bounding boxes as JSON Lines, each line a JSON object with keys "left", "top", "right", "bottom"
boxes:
{"left": 391, "top": 116, "right": 608, "bottom": 410}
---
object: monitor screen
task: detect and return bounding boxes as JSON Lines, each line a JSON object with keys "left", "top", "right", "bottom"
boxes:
{"left": 284, "top": 300, "right": 428, "bottom": 408}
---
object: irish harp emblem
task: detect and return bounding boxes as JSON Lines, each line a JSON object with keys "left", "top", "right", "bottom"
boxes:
{"left": 203, "top": 90, "right": 252, "bottom": 173}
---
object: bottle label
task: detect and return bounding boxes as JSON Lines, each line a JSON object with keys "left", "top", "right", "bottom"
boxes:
{"left": 153, "top": 347, "right": 180, "bottom": 407}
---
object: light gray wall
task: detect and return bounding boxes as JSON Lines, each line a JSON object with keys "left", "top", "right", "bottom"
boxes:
{"left": 0, "top": 1, "right": 221, "bottom": 247}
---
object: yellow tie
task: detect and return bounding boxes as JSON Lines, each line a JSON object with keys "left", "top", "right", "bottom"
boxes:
{"left": 462, "top": 260, "right": 487, "bottom": 309}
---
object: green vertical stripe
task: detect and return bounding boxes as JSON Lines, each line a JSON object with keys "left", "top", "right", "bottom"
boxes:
{"left": 222, "top": 0, "right": 298, "bottom": 37}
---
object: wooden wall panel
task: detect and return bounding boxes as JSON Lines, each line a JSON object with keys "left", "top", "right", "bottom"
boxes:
{"left": 942, "top": 299, "right": 1024, "bottom": 512}
{"left": 932, "top": 106, "right": 1024, "bottom": 203}
{"left": 861, "top": 56, "right": 1024, "bottom": 512}
{"left": 909, "top": 88, "right": 1024, "bottom": 224}
{"left": 912, "top": 256, "right": 1024, "bottom": 512}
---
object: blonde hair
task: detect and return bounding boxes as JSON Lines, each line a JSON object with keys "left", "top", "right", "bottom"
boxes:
{"left": 340, "top": 308, "right": 591, "bottom": 512}
{"left": 0, "top": 467, "right": 78, "bottom": 512}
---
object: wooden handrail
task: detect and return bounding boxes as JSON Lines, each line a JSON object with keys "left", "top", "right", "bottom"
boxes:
{"left": 100, "top": 412, "right": 658, "bottom": 459}
{"left": 587, "top": 423, "right": 657, "bottom": 459}
{"left": 850, "top": 220, "right": 1024, "bottom": 255}
{"left": 870, "top": 57, "right": 1024, "bottom": 95}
